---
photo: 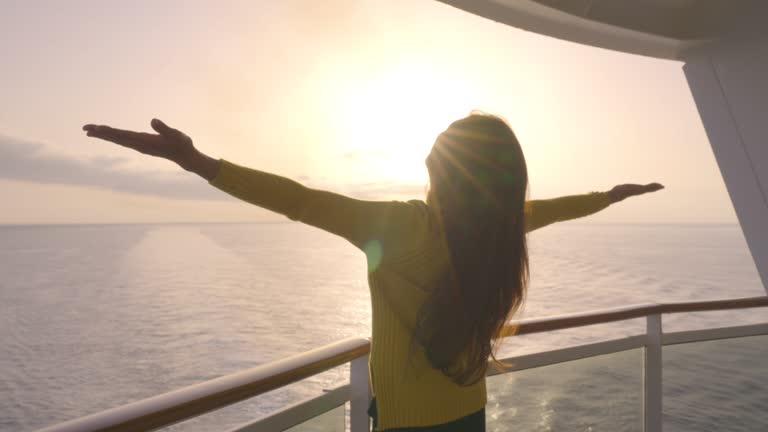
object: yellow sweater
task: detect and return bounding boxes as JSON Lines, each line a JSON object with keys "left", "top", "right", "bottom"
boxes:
{"left": 209, "top": 159, "right": 611, "bottom": 430}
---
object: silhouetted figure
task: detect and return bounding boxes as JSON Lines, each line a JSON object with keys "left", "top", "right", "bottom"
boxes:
{"left": 83, "top": 113, "right": 663, "bottom": 431}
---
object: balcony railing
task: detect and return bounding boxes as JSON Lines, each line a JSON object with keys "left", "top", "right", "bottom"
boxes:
{"left": 35, "top": 296, "right": 768, "bottom": 432}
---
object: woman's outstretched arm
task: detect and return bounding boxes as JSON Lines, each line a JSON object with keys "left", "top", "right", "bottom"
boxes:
{"left": 524, "top": 183, "right": 664, "bottom": 233}
{"left": 83, "top": 119, "right": 429, "bottom": 264}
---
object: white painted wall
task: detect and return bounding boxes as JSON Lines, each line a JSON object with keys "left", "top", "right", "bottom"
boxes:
{"left": 683, "top": 33, "right": 768, "bottom": 294}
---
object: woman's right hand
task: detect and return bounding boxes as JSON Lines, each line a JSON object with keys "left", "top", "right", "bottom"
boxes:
{"left": 82, "top": 118, "right": 199, "bottom": 168}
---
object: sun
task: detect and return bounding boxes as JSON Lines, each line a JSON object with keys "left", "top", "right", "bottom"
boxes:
{"left": 333, "top": 62, "right": 482, "bottom": 182}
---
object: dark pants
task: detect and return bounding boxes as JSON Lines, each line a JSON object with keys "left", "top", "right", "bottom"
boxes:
{"left": 368, "top": 397, "right": 486, "bottom": 432}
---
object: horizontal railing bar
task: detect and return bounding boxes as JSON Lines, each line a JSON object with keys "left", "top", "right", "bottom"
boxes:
{"left": 504, "top": 296, "right": 768, "bottom": 337}
{"left": 236, "top": 324, "right": 765, "bottom": 432}
{"left": 662, "top": 322, "right": 768, "bottom": 345}
{"left": 226, "top": 384, "right": 350, "bottom": 432}
{"left": 488, "top": 334, "right": 647, "bottom": 375}
{"left": 35, "top": 337, "right": 369, "bottom": 432}
{"left": 36, "top": 296, "right": 767, "bottom": 432}
{"left": 661, "top": 296, "right": 768, "bottom": 313}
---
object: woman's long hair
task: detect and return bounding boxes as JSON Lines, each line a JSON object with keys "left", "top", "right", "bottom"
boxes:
{"left": 410, "top": 112, "right": 529, "bottom": 386}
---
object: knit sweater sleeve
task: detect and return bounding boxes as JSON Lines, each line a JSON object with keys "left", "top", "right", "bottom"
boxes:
{"left": 524, "top": 192, "right": 611, "bottom": 233}
{"left": 208, "top": 159, "right": 429, "bottom": 263}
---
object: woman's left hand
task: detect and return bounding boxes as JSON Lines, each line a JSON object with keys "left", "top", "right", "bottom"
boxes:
{"left": 608, "top": 183, "right": 665, "bottom": 203}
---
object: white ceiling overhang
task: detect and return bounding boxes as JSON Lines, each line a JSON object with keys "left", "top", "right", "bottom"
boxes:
{"left": 436, "top": 0, "right": 765, "bottom": 60}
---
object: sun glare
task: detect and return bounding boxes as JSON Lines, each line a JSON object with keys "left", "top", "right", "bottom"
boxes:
{"left": 333, "top": 62, "right": 482, "bottom": 182}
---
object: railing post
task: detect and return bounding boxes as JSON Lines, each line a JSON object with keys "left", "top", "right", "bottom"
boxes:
{"left": 644, "top": 314, "right": 663, "bottom": 432}
{"left": 350, "top": 353, "right": 371, "bottom": 432}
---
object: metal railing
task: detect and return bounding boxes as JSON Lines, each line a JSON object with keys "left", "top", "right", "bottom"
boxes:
{"left": 36, "top": 296, "right": 768, "bottom": 432}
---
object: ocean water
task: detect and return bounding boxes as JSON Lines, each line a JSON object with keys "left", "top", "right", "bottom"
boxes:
{"left": 0, "top": 223, "right": 765, "bottom": 431}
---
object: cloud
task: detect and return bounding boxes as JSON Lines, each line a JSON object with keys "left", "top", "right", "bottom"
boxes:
{"left": 0, "top": 134, "right": 225, "bottom": 200}
{"left": 0, "top": 134, "right": 426, "bottom": 202}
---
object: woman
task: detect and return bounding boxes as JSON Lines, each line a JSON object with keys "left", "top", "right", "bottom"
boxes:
{"left": 83, "top": 114, "right": 663, "bottom": 431}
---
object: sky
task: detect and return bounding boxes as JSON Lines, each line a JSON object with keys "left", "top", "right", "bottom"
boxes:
{"left": 0, "top": 0, "right": 739, "bottom": 225}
